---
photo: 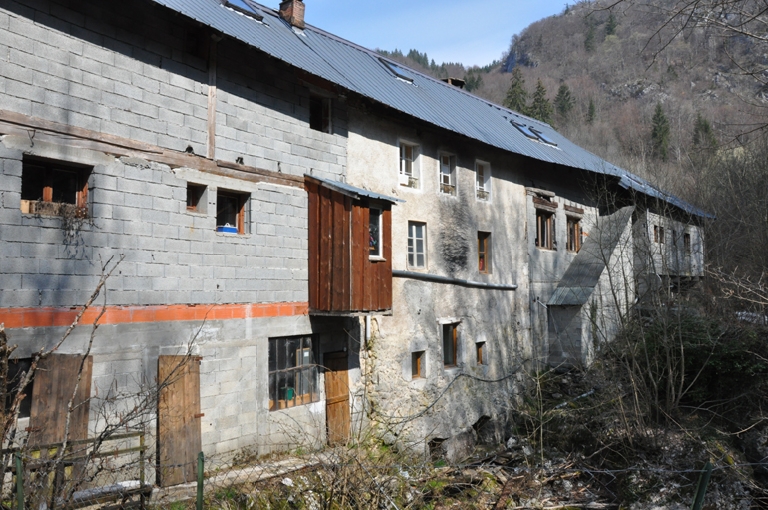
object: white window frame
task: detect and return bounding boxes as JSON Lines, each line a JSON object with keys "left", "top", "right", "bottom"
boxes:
{"left": 439, "top": 153, "right": 456, "bottom": 196}
{"left": 399, "top": 141, "right": 420, "bottom": 188}
{"left": 475, "top": 160, "right": 491, "bottom": 201}
{"left": 369, "top": 207, "right": 383, "bottom": 259}
{"left": 407, "top": 221, "right": 427, "bottom": 269}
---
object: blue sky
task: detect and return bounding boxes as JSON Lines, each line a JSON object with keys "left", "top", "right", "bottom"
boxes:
{"left": 302, "top": 0, "right": 571, "bottom": 67}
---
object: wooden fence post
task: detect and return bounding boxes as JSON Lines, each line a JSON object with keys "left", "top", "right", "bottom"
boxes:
{"left": 15, "top": 452, "right": 23, "bottom": 510}
{"left": 196, "top": 451, "right": 204, "bottom": 510}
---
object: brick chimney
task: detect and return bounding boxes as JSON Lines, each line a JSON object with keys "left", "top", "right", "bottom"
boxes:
{"left": 279, "top": 0, "right": 305, "bottom": 29}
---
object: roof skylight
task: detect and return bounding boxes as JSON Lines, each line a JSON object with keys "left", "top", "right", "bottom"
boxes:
{"left": 511, "top": 121, "right": 558, "bottom": 147}
{"left": 380, "top": 59, "right": 414, "bottom": 83}
{"left": 511, "top": 121, "right": 538, "bottom": 140}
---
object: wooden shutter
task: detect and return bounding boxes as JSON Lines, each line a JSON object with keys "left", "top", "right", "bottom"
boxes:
{"left": 29, "top": 354, "right": 93, "bottom": 446}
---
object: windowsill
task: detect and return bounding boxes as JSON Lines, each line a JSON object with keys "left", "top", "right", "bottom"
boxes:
{"left": 406, "top": 266, "right": 428, "bottom": 272}
{"left": 369, "top": 256, "right": 386, "bottom": 262}
{"left": 186, "top": 210, "right": 208, "bottom": 216}
{"left": 409, "top": 378, "right": 427, "bottom": 390}
{"left": 535, "top": 246, "right": 557, "bottom": 252}
{"left": 215, "top": 232, "right": 250, "bottom": 238}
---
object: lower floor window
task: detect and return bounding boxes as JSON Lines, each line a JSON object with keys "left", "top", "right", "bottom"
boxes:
{"left": 476, "top": 342, "right": 486, "bottom": 366}
{"left": 268, "top": 335, "right": 319, "bottom": 411}
{"left": 442, "top": 323, "right": 458, "bottom": 367}
{"left": 412, "top": 351, "right": 425, "bottom": 379}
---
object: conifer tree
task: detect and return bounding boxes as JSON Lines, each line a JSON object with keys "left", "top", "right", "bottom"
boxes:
{"left": 651, "top": 103, "right": 671, "bottom": 161}
{"left": 503, "top": 67, "right": 528, "bottom": 114}
{"left": 585, "top": 24, "right": 596, "bottom": 52}
{"left": 693, "top": 112, "right": 717, "bottom": 150}
{"left": 605, "top": 12, "right": 618, "bottom": 36}
{"left": 554, "top": 84, "right": 575, "bottom": 120}
{"left": 529, "top": 79, "right": 553, "bottom": 124}
{"left": 586, "top": 98, "right": 596, "bottom": 124}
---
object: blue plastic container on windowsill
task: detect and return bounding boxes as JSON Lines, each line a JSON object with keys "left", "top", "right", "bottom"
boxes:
{"left": 217, "top": 224, "right": 238, "bottom": 234}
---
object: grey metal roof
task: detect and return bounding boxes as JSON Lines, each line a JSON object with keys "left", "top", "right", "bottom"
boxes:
{"left": 548, "top": 206, "right": 635, "bottom": 306}
{"left": 150, "top": 0, "right": 710, "bottom": 218}
{"left": 308, "top": 175, "right": 404, "bottom": 204}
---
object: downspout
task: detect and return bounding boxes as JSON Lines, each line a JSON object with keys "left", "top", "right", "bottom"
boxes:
{"left": 392, "top": 270, "right": 518, "bottom": 291}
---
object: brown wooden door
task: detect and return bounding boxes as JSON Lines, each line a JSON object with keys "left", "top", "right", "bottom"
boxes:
{"left": 29, "top": 354, "right": 93, "bottom": 446}
{"left": 157, "top": 355, "right": 202, "bottom": 487}
{"left": 324, "top": 352, "right": 350, "bottom": 445}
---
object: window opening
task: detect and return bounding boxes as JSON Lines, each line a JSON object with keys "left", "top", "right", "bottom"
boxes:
{"left": 511, "top": 121, "right": 538, "bottom": 140}
{"left": 442, "top": 323, "right": 458, "bottom": 368}
{"left": 369, "top": 208, "right": 382, "bottom": 258}
{"left": 408, "top": 221, "right": 426, "bottom": 268}
{"left": 20, "top": 158, "right": 90, "bottom": 217}
{"left": 536, "top": 210, "right": 555, "bottom": 250}
{"left": 478, "top": 231, "right": 492, "bottom": 273}
{"left": 5, "top": 358, "right": 33, "bottom": 419}
{"left": 268, "top": 336, "right": 318, "bottom": 411}
{"left": 439, "top": 154, "right": 456, "bottom": 195}
{"left": 476, "top": 342, "right": 486, "bottom": 366}
{"left": 411, "top": 351, "right": 425, "bottom": 379}
{"left": 654, "top": 225, "right": 665, "bottom": 244}
{"left": 530, "top": 128, "right": 558, "bottom": 146}
{"left": 380, "top": 58, "right": 414, "bottom": 83}
{"left": 186, "top": 183, "right": 206, "bottom": 213}
{"left": 399, "top": 143, "right": 419, "bottom": 188}
{"left": 684, "top": 232, "right": 691, "bottom": 253}
{"left": 476, "top": 161, "right": 490, "bottom": 200}
{"left": 216, "top": 190, "right": 250, "bottom": 234}
{"left": 566, "top": 217, "right": 581, "bottom": 253}
{"left": 309, "top": 94, "right": 331, "bottom": 133}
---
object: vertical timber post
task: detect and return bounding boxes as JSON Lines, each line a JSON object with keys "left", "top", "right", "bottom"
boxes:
{"left": 15, "top": 452, "right": 23, "bottom": 510}
{"left": 690, "top": 461, "right": 713, "bottom": 510}
{"left": 196, "top": 451, "right": 204, "bottom": 510}
{"left": 139, "top": 432, "right": 146, "bottom": 510}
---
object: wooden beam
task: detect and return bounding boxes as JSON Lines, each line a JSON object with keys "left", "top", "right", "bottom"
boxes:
{"left": 0, "top": 110, "right": 304, "bottom": 189}
{"left": 207, "top": 38, "right": 218, "bottom": 160}
{"left": 0, "top": 109, "right": 161, "bottom": 153}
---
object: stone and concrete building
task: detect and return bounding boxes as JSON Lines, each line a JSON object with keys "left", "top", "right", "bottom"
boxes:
{"left": 0, "top": 0, "right": 708, "bottom": 475}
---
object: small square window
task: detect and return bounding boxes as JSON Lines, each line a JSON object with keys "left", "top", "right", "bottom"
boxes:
{"left": 566, "top": 217, "right": 581, "bottom": 253}
{"left": 369, "top": 208, "right": 382, "bottom": 258}
{"left": 408, "top": 221, "right": 427, "bottom": 268}
{"left": 476, "top": 161, "right": 491, "bottom": 201}
{"left": 478, "top": 231, "right": 492, "bottom": 273}
{"left": 216, "top": 189, "right": 250, "bottom": 234}
{"left": 268, "top": 336, "right": 319, "bottom": 411}
{"left": 399, "top": 142, "right": 420, "bottom": 188}
{"left": 411, "top": 351, "right": 425, "bottom": 379}
{"left": 654, "top": 225, "right": 665, "bottom": 244}
{"left": 442, "top": 323, "right": 458, "bottom": 368}
{"left": 186, "top": 183, "right": 207, "bottom": 213}
{"left": 309, "top": 94, "right": 331, "bottom": 134}
{"left": 476, "top": 342, "right": 486, "bottom": 366}
{"left": 20, "top": 157, "right": 90, "bottom": 218}
{"left": 536, "top": 210, "right": 555, "bottom": 250}
{"left": 439, "top": 154, "right": 456, "bottom": 196}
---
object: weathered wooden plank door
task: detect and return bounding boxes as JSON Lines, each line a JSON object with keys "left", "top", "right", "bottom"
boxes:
{"left": 29, "top": 354, "right": 93, "bottom": 445}
{"left": 324, "top": 352, "right": 350, "bottom": 445}
{"left": 157, "top": 355, "right": 202, "bottom": 487}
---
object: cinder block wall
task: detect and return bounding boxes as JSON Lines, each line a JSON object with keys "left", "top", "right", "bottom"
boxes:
{"left": 0, "top": 0, "right": 351, "bottom": 459}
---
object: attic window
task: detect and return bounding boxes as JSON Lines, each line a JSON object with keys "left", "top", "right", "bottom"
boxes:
{"left": 530, "top": 128, "right": 558, "bottom": 146}
{"left": 380, "top": 59, "right": 414, "bottom": 84}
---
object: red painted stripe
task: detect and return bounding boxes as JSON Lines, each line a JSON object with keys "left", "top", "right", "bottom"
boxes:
{"left": 0, "top": 302, "right": 309, "bottom": 329}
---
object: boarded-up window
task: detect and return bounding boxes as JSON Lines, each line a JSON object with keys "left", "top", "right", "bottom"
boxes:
{"left": 29, "top": 354, "right": 93, "bottom": 445}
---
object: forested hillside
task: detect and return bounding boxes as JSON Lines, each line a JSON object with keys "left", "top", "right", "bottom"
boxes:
{"left": 378, "top": 0, "right": 768, "bottom": 278}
